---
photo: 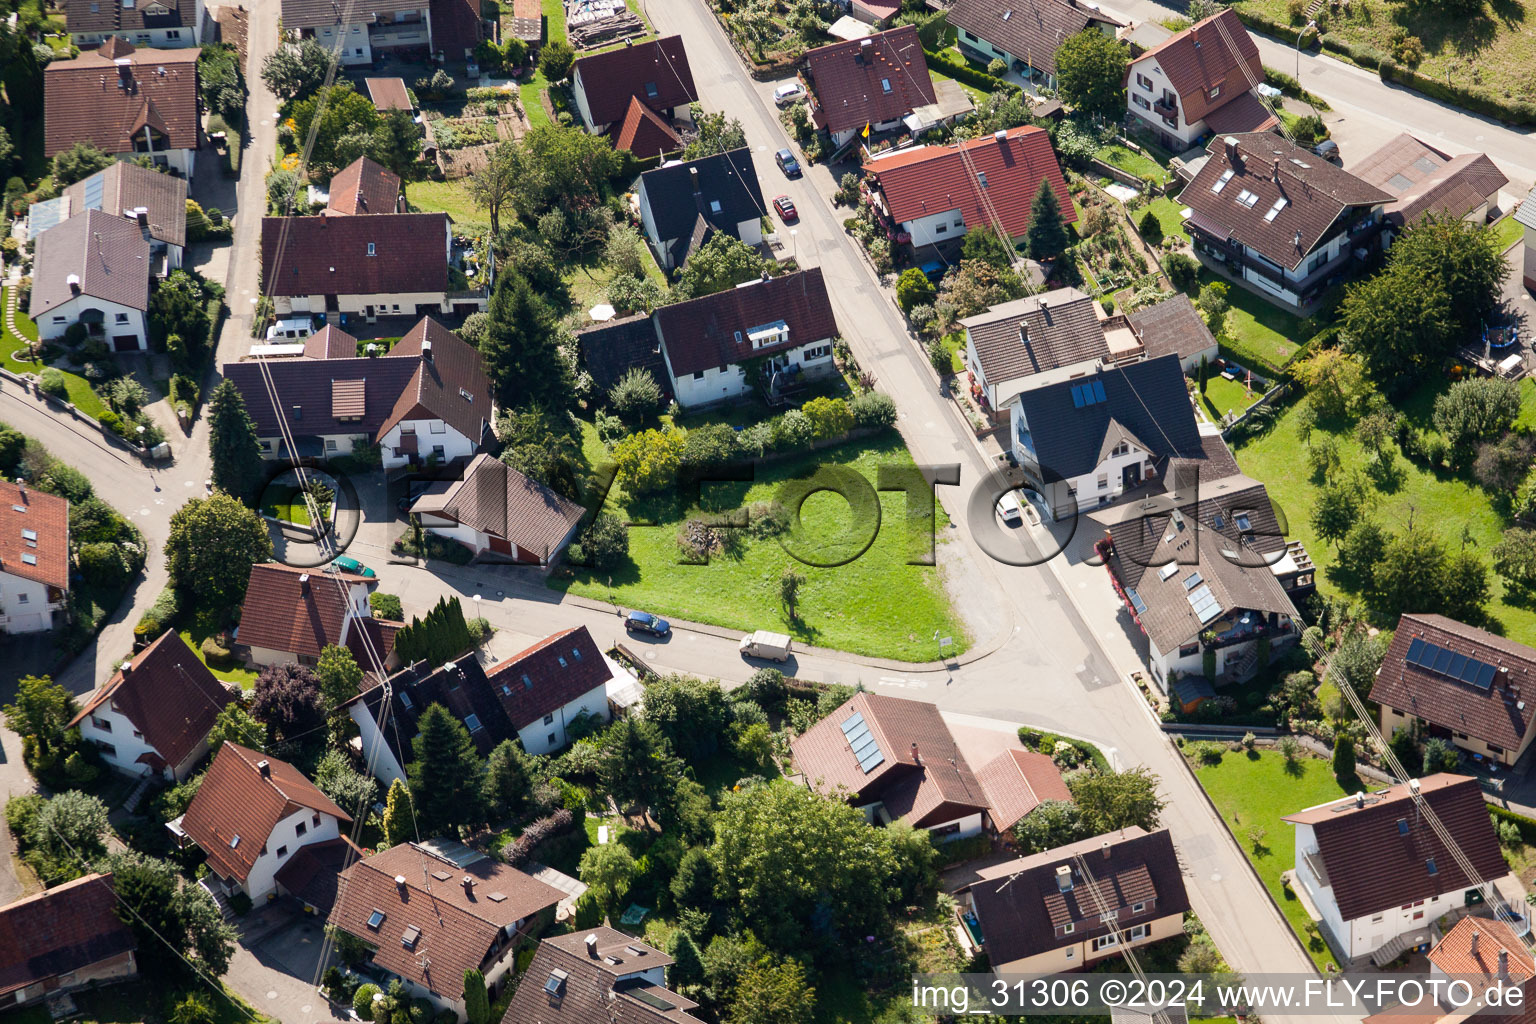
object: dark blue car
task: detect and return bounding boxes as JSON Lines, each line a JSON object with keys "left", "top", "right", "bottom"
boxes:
{"left": 625, "top": 611, "right": 671, "bottom": 637}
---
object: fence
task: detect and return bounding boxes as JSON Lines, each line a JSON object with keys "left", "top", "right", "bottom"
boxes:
{"left": 1086, "top": 156, "right": 1165, "bottom": 196}
{"left": 1219, "top": 381, "right": 1291, "bottom": 439}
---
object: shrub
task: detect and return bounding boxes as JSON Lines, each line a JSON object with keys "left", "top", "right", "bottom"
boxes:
{"left": 770, "top": 409, "right": 814, "bottom": 450}
{"left": 1138, "top": 209, "right": 1163, "bottom": 245}
{"left": 38, "top": 369, "right": 68, "bottom": 399}
{"left": 77, "top": 542, "right": 132, "bottom": 590}
{"left": 801, "top": 396, "right": 853, "bottom": 440}
{"left": 505, "top": 809, "right": 575, "bottom": 866}
{"left": 1164, "top": 252, "right": 1199, "bottom": 294}
{"left": 608, "top": 367, "right": 664, "bottom": 422}
{"left": 851, "top": 391, "right": 897, "bottom": 429}
{"left": 370, "top": 592, "right": 404, "bottom": 620}
{"left": 200, "top": 634, "right": 232, "bottom": 664}
{"left": 987, "top": 57, "right": 1007, "bottom": 77}
{"left": 354, "top": 986, "right": 382, "bottom": 1021}
{"left": 895, "top": 268, "right": 937, "bottom": 314}
{"left": 926, "top": 337, "right": 953, "bottom": 375}
{"left": 577, "top": 512, "right": 629, "bottom": 571}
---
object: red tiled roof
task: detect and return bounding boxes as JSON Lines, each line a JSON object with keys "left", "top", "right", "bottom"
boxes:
{"left": 1351, "top": 133, "right": 1509, "bottom": 228}
{"left": 260, "top": 212, "right": 449, "bottom": 297}
{"left": 0, "top": 480, "right": 69, "bottom": 590}
{"left": 304, "top": 325, "right": 359, "bottom": 359}
{"left": 503, "top": 930, "right": 703, "bottom": 1024}
{"left": 1283, "top": 774, "right": 1507, "bottom": 921}
{"left": 484, "top": 626, "right": 612, "bottom": 731}
{"left": 237, "top": 562, "right": 372, "bottom": 660}
{"left": 865, "top": 124, "right": 1075, "bottom": 240}
{"left": 182, "top": 742, "right": 352, "bottom": 883}
{"left": 430, "top": 0, "right": 487, "bottom": 60}
{"left": 68, "top": 631, "right": 234, "bottom": 770}
{"left": 654, "top": 267, "right": 839, "bottom": 377}
{"left": 377, "top": 317, "right": 494, "bottom": 447}
{"left": 326, "top": 157, "right": 403, "bottom": 216}
{"left": 572, "top": 35, "right": 697, "bottom": 128}
{"left": 274, "top": 836, "right": 369, "bottom": 915}
{"left": 975, "top": 748, "right": 1071, "bottom": 832}
{"left": 431, "top": 453, "right": 586, "bottom": 559}
{"left": 329, "top": 843, "right": 563, "bottom": 998}
{"left": 1129, "top": 9, "right": 1263, "bottom": 126}
{"left": 805, "top": 26, "right": 937, "bottom": 136}
{"left": 946, "top": 0, "right": 1122, "bottom": 78}
{"left": 1199, "top": 90, "right": 1280, "bottom": 135}
{"left": 1429, "top": 916, "right": 1534, "bottom": 983}
{"left": 65, "top": 0, "right": 198, "bottom": 34}
{"left": 366, "top": 78, "right": 413, "bottom": 112}
{"left": 610, "top": 96, "right": 682, "bottom": 158}
{"left": 44, "top": 44, "right": 200, "bottom": 157}
{"left": 0, "top": 873, "right": 137, "bottom": 996}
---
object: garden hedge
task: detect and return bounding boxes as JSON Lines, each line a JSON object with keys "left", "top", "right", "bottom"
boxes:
{"left": 922, "top": 46, "right": 1020, "bottom": 96}
{"left": 1017, "top": 726, "right": 1111, "bottom": 774}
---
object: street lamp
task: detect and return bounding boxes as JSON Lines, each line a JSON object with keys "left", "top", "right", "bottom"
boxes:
{"left": 789, "top": 228, "right": 798, "bottom": 263}
{"left": 1296, "top": 20, "right": 1318, "bottom": 86}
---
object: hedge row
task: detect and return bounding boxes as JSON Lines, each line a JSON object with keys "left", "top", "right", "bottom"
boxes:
{"left": 923, "top": 46, "right": 1020, "bottom": 96}
{"left": 1318, "top": 32, "right": 1385, "bottom": 70}
{"left": 1489, "top": 805, "right": 1536, "bottom": 844}
{"left": 1017, "top": 726, "right": 1111, "bottom": 775}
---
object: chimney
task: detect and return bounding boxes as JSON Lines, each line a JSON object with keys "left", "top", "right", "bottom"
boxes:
{"left": 257, "top": 759, "right": 271, "bottom": 778}
{"left": 15, "top": 479, "right": 25, "bottom": 502}
{"left": 1272, "top": 158, "right": 1281, "bottom": 183}
{"left": 355, "top": 188, "right": 365, "bottom": 210}
{"left": 910, "top": 742, "right": 921, "bottom": 765}
{"left": 1354, "top": 792, "right": 1364, "bottom": 808}
{"left": 1223, "top": 135, "right": 1240, "bottom": 167}
{"left": 994, "top": 129, "right": 1008, "bottom": 144}
{"left": 1102, "top": 840, "right": 1111, "bottom": 859}
{"left": 134, "top": 206, "right": 149, "bottom": 226}
{"left": 859, "top": 38, "right": 873, "bottom": 63}
{"left": 67, "top": 273, "right": 81, "bottom": 295}
{"left": 1293, "top": 230, "right": 1303, "bottom": 249}
{"left": 1055, "top": 865, "right": 1073, "bottom": 892}
{"left": 298, "top": 572, "right": 310, "bottom": 593}
{"left": 422, "top": 339, "right": 433, "bottom": 362}
{"left": 462, "top": 875, "right": 474, "bottom": 896}
{"left": 584, "top": 934, "right": 599, "bottom": 958}
{"left": 121, "top": 661, "right": 133, "bottom": 676}
{"left": 689, "top": 165, "right": 700, "bottom": 194}
{"left": 1471, "top": 931, "right": 1481, "bottom": 957}
{"left": 1499, "top": 950, "right": 1510, "bottom": 982}
{"left": 394, "top": 874, "right": 407, "bottom": 889}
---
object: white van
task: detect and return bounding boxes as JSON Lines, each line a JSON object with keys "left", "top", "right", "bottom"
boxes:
{"left": 996, "top": 490, "right": 1024, "bottom": 525}
{"left": 740, "top": 630, "right": 793, "bottom": 662}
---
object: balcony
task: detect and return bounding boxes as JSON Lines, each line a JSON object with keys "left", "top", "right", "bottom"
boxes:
{"left": 1153, "top": 96, "right": 1176, "bottom": 118}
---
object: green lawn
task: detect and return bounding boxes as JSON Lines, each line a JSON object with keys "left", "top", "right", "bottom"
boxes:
{"left": 939, "top": 330, "right": 966, "bottom": 373}
{"left": 1199, "top": 373, "right": 1262, "bottom": 420}
{"left": 1194, "top": 748, "right": 1350, "bottom": 970}
{"left": 65, "top": 980, "right": 274, "bottom": 1024}
{"left": 1491, "top": 215, "right": 1525, "bottom": 252}
{"left": 404, "top": 178, "right": 489, "bottom": 232}
{"left": 566, "top": 244, "right": 666, "bottom": 312}
{"left": 1198, "top": 270, "right": 1306, "bottom": 374}
{"left": 520, "top": 67, "right": 552, "bottom": 129}
{"left": 1095, "top": 143, "right": 1171, "bottom": 186}
{"left": 0, "top": 289, "right": 109, "bottom": 420}
{"left": 541, "top": 0, "right": 565, "bottom": 42}
{"left": 1139, "top": 195, "right": 1190, "bottom": 243}
{"left": 179, "top": 607, "right": 259, "bottom": 688}
{"left": 555, "top": 428, "right": 969, "bottom": 662}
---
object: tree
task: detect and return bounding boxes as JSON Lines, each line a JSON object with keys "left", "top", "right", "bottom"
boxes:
{"left": 164, "top": 493, "right": 271, "bottom": 607}
{"left": 1025, "top": 177, "right": 1068, "bottom": 260}
{"left": 312, "top": 749, "right": 378, "bottom": 814}
{"left": 674, "top": 234, "right": 774, "bottom": 299}
{"left": 463, "top": 970, "right": 490, "bottom": 1024}
{"left": 315, "top": 645, "right": 364, "bottom": 707}
{"left": 800, "top": 396, "right": 852, "bottom": 440}
{"left": 1390, "top": 213, "right": 1507, "bottom": 337}
{"left": 895, "top": 268, "right": 936, "bottom": 314}
{"left": 31, "top": 790, "right": 110, "bottom": 864}
{"left": 1293, "top": 348, "right": 1374, "bottom": 420}
{"left": 1355, "top": 409, "right": 1399, "bottom": 463}
{"left": 941, "top": 258, "right": 1026, "bottom": 317}
{"left": 206, "top": 703, "right": 264, "bottom": 756}
{"left": 498, "top": 406, "right": 584, "bottom": 500}
{"left": 612, "top": 428, "right": 685, "bottom": 496}
{"left": 507, "top": 123, "right": 623, "bottom": 219}
{"left": 579, "top": 841, "right": 638, "bottom": 911}
{"left": 600, "top": 717, "right": 682, "bottom": 816}
{"left": 1433, "top": 377, "right": 1522, "bottom": 463}
{"left": 261, "top": 38, "right": 334, "bottom": 102}
{"left": 609, "top": 367, "right": 664, "bottom": 422}
{"left": 1341, "top": 268, "right": 1455, "bottom": 383}
{"left": 52, "top": 142, "right": 114, "bottom": 186}
{"left": 960, "top": 225, "right": 1014, "bottom": 271}
{"left": 1311, "top": 478, "right": 1366, "bottom": 549}
{"left": 729, "top": 958, "right": 815, "bottom": 1024}
{"left": 377, "top": 108, "right": 421, "bottom": 177}
{"left": 482, "top": 740, "right": 529, "bottom": 820}
{"left": 779, "top": 569, "right": 805, "bottom": 620}
{"left": 149, "top": 270, "right": 215, "bottom": 360}
{"left": 287, "top": 83, "right": 385, "bottom": 179}
{"left": 1012, "top": 799, "right": 1091, "bottom": 854}
{"left": 1054, "top": 30, "right": 1129, "bottom": 116}
{"left": 1332, "top": 734, "right": 1356, "bottom": 779}
{"left": 1493, "top": 528, "right": 1536, "bottom": 593}
{"left": 1443, "top": 548, "right": 1492, "bottom": 625}
{"left": 1423, "top": 737, "right": 1460, "bottom": 775}
{"left": 197, "top": 43, "right": 245, "bottom": 124}
{"left": 110, "top": 852, "right": 236, "bottom": 980}
{"left": 382, "top": 778, "right": 415, "bottom": 846}
{"left": 2, "top": 675, "right": 79, "bottom": 767}
{"left": 670, "top": 931, "right": 706, "bottom": 993}
{"left": 1366, "top": 524, "right": 1488, "bottom": 624}
{"left": 410, "top": 703, "right": 485, "bottom": 835}
{"left": 1138, "top": 208, "right": 1164, "bottom": 245}
{"left": 539, "top": 39, "right": 575, "bottom": 81}
{"left": 393, "top": 596, "right": 476, "bottom": 666}
{"left": 577, "top": 513, "right": 630, "bottom": 571}
{"left": 480, "top": 273, "right": 572, "bottom": 411}
{"left": 1474, "top": 433, "right": 1536, "bottom": 492}
{"left": 467, "top": 140, "right": 517, "bottom": 237}
{"left": 207, "top": 380, "right": 265, "bottom": 504}
{"left": 252, "top": 663, "right": 327, "bottom": 748}
{"left": 1068, "top": 766, "right": 1165, "bottom": 833}
{"left": 1164, "top": 252, "right": 1199, "bottom": 293}
{"left": 1197, "top": 281, "right": 1230, "bottom": 335}
{"left": 643, "top": 675, "right": 732, "bottom": 763}
{"left": 683, "top": 106, "right": 749, "bottom": 160}
{"left": 170, "top": 993, "right": 216, "bottom": 1024}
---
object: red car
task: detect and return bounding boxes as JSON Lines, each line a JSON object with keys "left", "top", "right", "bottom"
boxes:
{"left": 773, "top": 195, "right": 798, "bottom": 221}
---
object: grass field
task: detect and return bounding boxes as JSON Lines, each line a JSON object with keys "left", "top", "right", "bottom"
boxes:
{"left": 1138, "top": 195, "right": 1191, "bottom": 243}
{"left": 405, "top": 178, "right": 489, "bottom": 232}
{"left": 1491, "top": 214, "right": 1525, "bottom": 252}
{"left": 1198, "top": 270, "right": 1307, "bottom": 374}
{"left": 554, "top": 428, "right": 969, "bottom": 662}
{"left": 179, "top": 607, "right": 259, "bottom": 688}
{"left": 0, "top": 288, "right": 109, "bottom": 420}
{"left": 1096, "top": 143, "right": 1171, "bottom": 185}
{"left": 1195, "top": 748, "right": 1349, "bottom": 970}
{"left": 1199, "top": 374, "right": 1263, "bottom": 420}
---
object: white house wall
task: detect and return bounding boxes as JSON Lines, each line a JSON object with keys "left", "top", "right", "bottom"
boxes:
{"left": 571, "top": 67, "right": 600, "bottom": 131}
{"left": 0, "top": 571, "right": 59, "bottom": 633}
{"left": 902, "top": 206, "right": 968, "bottom": 249}
{"left": 80, "top": 703, "right": 161, "bottom": 778}
{"left": 241, "top": 806, "right": 343, "bottom": 901}
{"left": 380, "top": 418, "right": 477, "bottom": 469}
{"left": 36, "top": 295, "right": 148, "bottom": 350}
{"left": 351, "top": 702, "right": 409, "bottom": 787}
{"left": 664, "top": 340, "right": 835, "bottom": 409}
{"left": 516, "top": 684, "right": 612, "bottom": 755}
{"left": 1125, "top": 54, "right": 1208, "bottom": 149}
{"left": 274, "top": 290, "right": 457, "bottom": 319}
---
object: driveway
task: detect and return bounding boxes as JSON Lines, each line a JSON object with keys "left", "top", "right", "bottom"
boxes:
{"left": 227, "top": 912, "right": 337, "bottom": 1024}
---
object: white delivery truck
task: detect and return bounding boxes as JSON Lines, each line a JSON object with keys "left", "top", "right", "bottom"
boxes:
{"left": 739, "top": 630, "right": 793, "bottom": 662}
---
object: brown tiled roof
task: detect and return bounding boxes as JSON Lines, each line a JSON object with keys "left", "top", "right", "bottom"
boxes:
{"left": 506, "top": 0, "right": 540, "bottom": 40}
{"left": 377, "top": 318, "right": 494, "bottom": 446}
{"left": 0, "top": 480, "right": 69, "bottom": 590}
{"left": 345, "top": 616, "right": 402, "bottom": 680}
{"left": 260, "top": 212, "right": 449, "bottom": 297}
{"left": 1183, "top": 132, "right": 1392, "bottom": 271}
{"left": 654, "top": 267, "right": 839, "bottom": 377}
{"left": 610, "top": 96, "right": 682, "bottom": 158}
{"left": 865, "top": 125, "right": 1075, "bottom": 240}
{"left": 805, "top": 26, "right": 937, "bottom": 136}
{"left": 432, "top": 454, "right": 586, "bottom": 558}
{"left": 1429, "top": 916, "right": 1534, "bottom": 983}
{"left": 968, "top": 828, "right": 1189, "bottom": 964}
{"left": 68, "top": 631, "right": 234, "bottom": 768}
{"left": 44, "top": 43, "right": 200, "bottom": 157}
{"left": 275, "top": 836, "right": 369, "bottom": 915}
{"left": 329, "top": 843, "right": 564, "bottom": 998}
{"left": 576, "top": 314, "right": 674, "bottom": 400}
{"left": 572, "top": 35, "right": 697, "bottom": 128}
{"left": 483, "top": 626, "right": 612, "bottom": 731}
{"left": 332, "top": 379, "right": 367, "bottom": 418}
{"left": 1200, "top": 90, "right": 1279, "bottom": 136}
{"left": 1282, "top": 774, "right": 1507, "bottom": 921}
{"left": 326, "top": 157, "right": 403, "bottom": 216}
{"left": 366, "top": 78, "right": 413, "bottom": 112}
{"left": 503, "top": 929, "right": 704, "bottom": 1024}
{"left": 280, "top": 0, "right": 420, "bottom": 29}
{"left": 304, "top": 325, "right": 359, "bottom": 359}
{"left": 237, "top": 562, "right": 372, "bottom": 660}
{"left": 29, "top": 208, "right": 150, "bottom": 319}
{"left": 947, "top": 0, "right": 1122, "bottom": 77}
{"left": 0, "top": 873, "right": 137, "bottom": 996}
{"left": 65, "top": 0, "right": 197, "bottom": 35}
{"left": 1128, "top": 9, "right": 1263, "bottom": 125}
{"left": 958, "top": 286, "right": 1106, "bottom": 388}
{"left": 64, "top": 160, "right": 188, "bottom": 248}
{"left": 975, "top": 748, "right": 1071, "bottom": 832}
{"left": 1127, "top": 294, "right": 1218, "bottom": 363}
{"left": 790, "top": 692, "right": 989, "bottom": 828}
{"left": 1351, "top": 133, "right": 1508, "bottom": 228}
{"left": 1372, "top": 614, "right": 1536, "bottom": 754}
{"left": 430, "top": 0, "right": 486, "bottom": 60}
{"left": 182, "top": 742, "right": 352, "bottom": 883}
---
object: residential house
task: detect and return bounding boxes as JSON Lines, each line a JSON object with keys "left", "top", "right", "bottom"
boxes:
{"left": 236, "top": 562, "right": 400, "bottom": 669}
{"left": 482, "top": 626, "right": 622, "bottom": 756}
{"left": 55, "top": 161, "right": 189, "bottom": 272}
{"left": 790, "top": 691, "right": 990, "bottom": 840}
{"left": 1372, "top": 614, "right": 1536, "bottom": 768}
{"left": 69, "top": 630, "right": 235, "bottom": 782}
{"left": 1360, "top": 917, "right": 1535, "bottom": 1024}
{"left": 609, "top": 95, "right": 685, "bottom": 160}
{"left": 178, "top": 742, "right": 352, "bottom": 904}
{"left": 974, "top": 748, "right": 1071, "bottom": 835}
{"left": 1125, "top": 294, "right": 1218, "bottom": 373}
{"left": 30, "top": 208, "right": 150, "bottom": 351}
{"left": 329, "top": 842, "right": 565, "bottom": 1018}
{"left": 1284, "top": 774, "right": 1518, "bottom": 966}
{"left": 224, "top": 316, "right": 494, "bottom": 468}
{"left": 570, "top": 34, "right": 696, "bottom": 145}
{"left": 0, "top": 874, "right": 138, "bottom": 1010}
{"left": 1123, "top": 9, "right": 1277, "bottom": 152}
{"left": 863, "top": 124, "right": 1075, "bottom": 249}
{"left": 577, "top": 268, "right": 840, "bottom": 409}
{"left": 429, "top": 0, "right": 487, "bottom": 62}
{"left": 279, "top": 0, "right": 431, "bottom": 65}
{"left": 0, "top": 480, "right": 69, "bottom": 634}
{"left": 259, "top": 210, "right": 482, "bottom": 321}
{"left": 1183, "top": 133, "right": 1392, "bottom": 311}
{"left": 801, "top": 27, "right": 938, "bottom": 151}
{"left": 574, "top": 313, "right": 674, "bottom": 402}
{"left": 636, "top": 148, "right": 765, "bottom": 272}
{"left": 1517, "top": 186, "right": 1536, "bottom": 292}
{"left": 273, "top": 835, "right": 369, "bottom": 917}
{"left": 408, "top": 453, "right": 587, "bottom": 565}
{"left": 947, "top": 0, "right": 1122, "bottom": 91}
{"left": 44, "top": 39, "right": 201, "bottom": 179}
{"left": 954, "top": 827, "right": 1190, "bottom": 972}
{"left": 65, "top": 0, "right": 205, "bottom": 49}
{"left": 325, "top": 156, "right": 406, "bottom": 216}
{"left": 366, "top": 77, "right": 414, "bottom": 113}
{"left": 1352, "top": 133, "right": 1508, "bottom": 234}
{"left": 501, "top": 928, "right": 704, "bottom": 1024}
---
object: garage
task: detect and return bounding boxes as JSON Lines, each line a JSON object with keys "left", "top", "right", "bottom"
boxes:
{"left": 112, "top": 335, "right": 140, "bottom": 352}
{"left": 8, "top": 612, "right": 46, "bottom": 633}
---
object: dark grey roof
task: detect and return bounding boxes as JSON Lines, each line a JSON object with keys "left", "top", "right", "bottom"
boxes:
{"left": 576, "top": 314, "right": 673, "bottom": 399}
{"left": 280, "top": 0, "right": 422, "bottom": 28}
{"left": 29, "top": 208, "right": 150, "bottom": 318}
{"left": 639, "top": 148, "right": 765, "bottom": 251}
{"left": 1014, "top": 353, "right": 1201, "bottom": 482}
{"left": 64, "top": 0, "right": 197, "bottom": 34}
{"left": 959, "top": 287, "right": 1106, "bottom": 388}
{"left": 351, "top": 652, "right": 515, "bottom": 769}
{"left": 63, "top": 161, "right": 188, "bottom": 249}
{"left": 1127, "top": 294, "right": 1217, "bottom": 363}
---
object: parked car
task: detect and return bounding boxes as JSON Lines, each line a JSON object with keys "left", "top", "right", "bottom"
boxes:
{"left": 775, "top": 148, "right": 802, "bottom": 178}
{"left": 996, "top": 491, "right": 1023, "bottom": 525}
{"left": 773, "top": 195, "right": 798, "bottom": 221}
{"left": 773, "top": 82, "right": 806, "bottom": 107}
{"left": 625, "top": 611, "right": 671, "bottom": 638}
{"left": 327, "top": 555, "right": 376, "bottom": 578}
{"left": 1313, "top": 139, "right": 1340, "bottom": 163}
{"left": 740, "top": 630, "right": 792, "bottom": 662}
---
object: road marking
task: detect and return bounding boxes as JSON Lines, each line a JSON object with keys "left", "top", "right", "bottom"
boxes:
{"left": 877, "top": 675, "right": 928, "bottom": 689}
{"left": 300, "top": 1007, "right": 312, "bottom": 1015}
{"left": 1210, "top": 873, "right": 1222, "bottom": 882}
{"left": 139, "top": 508, "right": 152, "bottom": 516}
{"left": 267, "top": 992, "right": 278, "bottom": 1000}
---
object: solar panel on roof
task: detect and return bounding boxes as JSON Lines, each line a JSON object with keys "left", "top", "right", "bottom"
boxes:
{"left": 1127, "top": 588, "right": 1147, "bottom": 614}
{"left": 1475, "top": 663, "right": 1497, "bottom": 689}
{"left": 1183, "top": 572, "right": 1203, "bottom": 590}
{"left": 1447, "top": 652, "right": 1468, "bottom": 680}
{"left": 1092, "top": 380, "right": 1106, "bottom": 403}
{"left": 1406, "top": 637, "right": 1499, "bottom": 690}
{"left": 630, "top": 990, "right": 674, "bottom": 1011}
{"left": 841, "top": 711, "right": 886, "bottom": 774}
{"left": 1406, "top": 637, "right": 1427, "bottom": 666}
{"left": 1187, "top": 584, "right": 1221, "bottom": 625}
{"left": 840, "top": 711, "right": 865, "bottom": 735}
{"left": 1432, "top": 646, "right": 1454, "bottom": 674}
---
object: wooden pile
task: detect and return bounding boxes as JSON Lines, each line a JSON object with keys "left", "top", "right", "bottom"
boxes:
{"left": 569, "top": 10, "right": 644, "bottom": 48}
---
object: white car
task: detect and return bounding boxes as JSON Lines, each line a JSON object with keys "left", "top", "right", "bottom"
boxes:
{"left": 997, "top": 491, "right": 1024, "bottom": 525}
{"left": 773, "top": 82, "right": 807, "bottom": 107}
